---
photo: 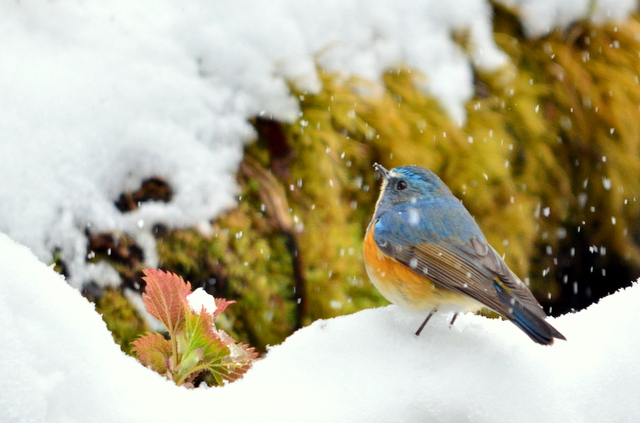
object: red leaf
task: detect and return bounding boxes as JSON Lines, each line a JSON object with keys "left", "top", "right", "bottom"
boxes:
{"left": 225, "top": 342, "right": 259, "bottom": 380}
{"left": 132, "top": 332, "right": 173, "bottom": 375}
{"left": 142, "top": 268, "right": 191, "bottom": 335}
{"left": 213, "top": 298, "right": 236, "bottom": 320}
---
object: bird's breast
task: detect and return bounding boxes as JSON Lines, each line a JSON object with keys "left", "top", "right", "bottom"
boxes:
{"left": 363, "top": 223, "right": 481, "bottom": 312}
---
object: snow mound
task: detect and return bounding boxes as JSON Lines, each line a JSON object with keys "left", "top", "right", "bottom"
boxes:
{"left": 1, "top": 233, "right": 638, "bottom": 422}
{"left": 495, "top": 0, "right": 636, "bottom": 37}
{"left": 6, "top": 0, "right": 629, "bottom": 288}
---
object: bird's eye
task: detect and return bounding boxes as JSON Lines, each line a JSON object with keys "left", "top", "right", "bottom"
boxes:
{"left": 396, "top": 179, "right": 408, "bottom": 191}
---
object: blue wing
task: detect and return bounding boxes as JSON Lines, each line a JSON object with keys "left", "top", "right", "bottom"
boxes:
{"left": 373, "top": 200, "right": 565, "bottom": 344}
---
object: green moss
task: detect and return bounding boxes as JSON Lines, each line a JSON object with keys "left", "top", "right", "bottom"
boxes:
{"left": 274, "top": 77, "right": 388, "bottom": 321}
{"left": 156, "top": 180, "right": 298, "bottom": 352}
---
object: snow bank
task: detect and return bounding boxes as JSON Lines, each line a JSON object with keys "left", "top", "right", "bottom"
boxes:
{"left": 495, "top": 0, "right": 637, "bottom": 37}
{"left": 2, "top": 233, "right": 638, "bottom": 423}
{"left": 0, "top": 1, "right": 251, "bottom": 287}
{"left": 4, "top": 0, "right": 617, "bottom": 289}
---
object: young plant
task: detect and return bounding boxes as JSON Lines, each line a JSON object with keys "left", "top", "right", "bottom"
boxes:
{"left": 132, "top": 268, "right": 257, "bottom": 387}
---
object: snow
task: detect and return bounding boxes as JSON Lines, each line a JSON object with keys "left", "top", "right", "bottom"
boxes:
{"left": 187, "top": 287, "right": 217, "bottom": 315}
{"left": 2, "top": 1, "right": 640, "bottom": 421}
{"left": 0, "top": 1, "right": 250, "bottom": 288}
{"left": 0, "top": 0, "right": 510, "bottom": 289}
{"left": 1, "top": 1, "right": 636, "bottom": 289}
{"left": 2, "top": 231, "right": 640, "bottom": 422}
{"left": 495, "top": 0, "right": 637, "bottom": 37}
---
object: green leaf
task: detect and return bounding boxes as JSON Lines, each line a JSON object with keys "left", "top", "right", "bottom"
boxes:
{"left": 175, "top": 311, "right": 228, "bottom": 385}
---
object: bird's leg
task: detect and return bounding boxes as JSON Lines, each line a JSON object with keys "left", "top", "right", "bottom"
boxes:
{"left": 449, "top": 313, "right": 459, "bottom": 327}
{"left": 415, "top": 310, "right": 436, "bottom": 336}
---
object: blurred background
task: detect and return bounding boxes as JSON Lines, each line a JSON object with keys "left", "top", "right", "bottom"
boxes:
{"left": 3, "top": 1, "right": 640, "bottom": 354}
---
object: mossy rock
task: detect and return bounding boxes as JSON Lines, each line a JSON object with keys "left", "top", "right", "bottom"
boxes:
{"left": 86, "top": 10, "right": 640, "bottom": 354}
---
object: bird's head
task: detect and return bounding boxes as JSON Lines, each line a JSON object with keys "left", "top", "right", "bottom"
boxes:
{"left": 372, "top": 164, "right": 451, "bottom": 214}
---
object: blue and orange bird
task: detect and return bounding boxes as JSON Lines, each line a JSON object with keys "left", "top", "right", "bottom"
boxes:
{"left": 364, "top": 164, "right": 565, "bottom": 345}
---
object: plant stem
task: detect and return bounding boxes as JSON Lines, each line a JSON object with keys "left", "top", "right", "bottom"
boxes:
{"left": 175, "top": 363, "right": 212, "bottom": 386}
{"left": 170, "top": 336, "right": 179, "bottom": 380}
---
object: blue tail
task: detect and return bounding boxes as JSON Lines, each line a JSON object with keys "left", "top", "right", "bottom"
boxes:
{"left": 494, "top": 282, "right": 566, "bottom": 345}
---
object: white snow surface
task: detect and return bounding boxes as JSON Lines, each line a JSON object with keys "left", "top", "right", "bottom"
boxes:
{"left": 4, "top": 1, "right": 634, "bottom": 290}
{"left": 495, "top": 0, "right": 637, "bottom": 37}
{"left": 2, "top": 3, "right": 639, "bottom": 419}
{"left": 187, "top": 287, "right": 218, "bottom": 315}
{"left": 1, "top": 231, "right": 639, "bottom": 422}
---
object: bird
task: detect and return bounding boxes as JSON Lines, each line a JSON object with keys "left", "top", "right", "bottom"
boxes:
{"left": 363, "top": 163, "right": 565, "bottom": 345}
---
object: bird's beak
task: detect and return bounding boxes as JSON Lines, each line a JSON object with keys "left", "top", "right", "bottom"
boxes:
{"left": 373, "top": 163, "right": 390, "bottom": 181}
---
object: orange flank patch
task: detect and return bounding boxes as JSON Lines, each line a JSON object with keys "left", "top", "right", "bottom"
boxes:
{"left": 363, "top": 224, "right": 479, "bottom": 312}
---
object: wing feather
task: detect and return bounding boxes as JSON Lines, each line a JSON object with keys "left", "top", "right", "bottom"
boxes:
{"left": 467, "top": 238, "right": 546, "bottom": 319}
{"left": 375, "top": 218, "right": 546, "bottom": 320}
{"left": 381, "top": 240, "right": 512, "bottom": 317}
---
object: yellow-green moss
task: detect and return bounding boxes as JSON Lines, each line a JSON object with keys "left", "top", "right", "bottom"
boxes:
{"left": 90, "top": 11, "right": 640, "bottom": 351}
{"left": 264, "top": 13, "right": 640, "bottom": 318}
{"left": 488, "top": 16, "right": 640, "bottom": 304}
{"left": 156, "top": 179, "right": 298, "bottom": 352}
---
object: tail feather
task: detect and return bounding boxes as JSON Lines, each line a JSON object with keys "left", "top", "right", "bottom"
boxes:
{"left": 494, "top": 282, "right": 566, "bottom": 345}
{"left": 511, "top": 305, "right": 566, "bottom": 345}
